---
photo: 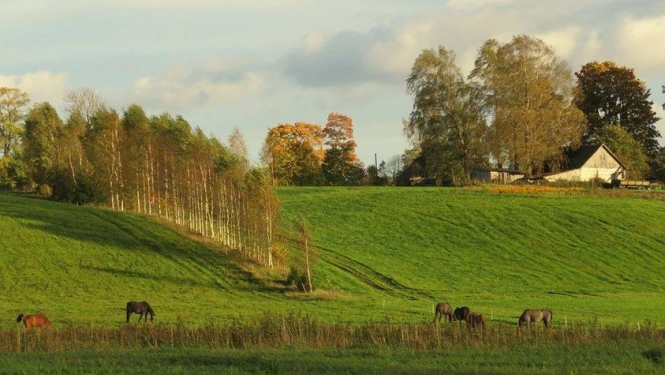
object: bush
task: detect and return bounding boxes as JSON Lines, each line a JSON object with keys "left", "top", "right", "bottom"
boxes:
{"left": 286, "top": 267, "right": 310, "bottom": 292}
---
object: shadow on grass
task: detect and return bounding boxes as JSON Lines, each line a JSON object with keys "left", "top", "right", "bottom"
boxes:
{"left": 0, "top": 193, "right": 285, "bottom": 294}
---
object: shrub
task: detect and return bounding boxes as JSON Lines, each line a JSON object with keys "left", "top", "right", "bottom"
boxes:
{"left": 286, "top": 267, "right": 310, "bottom": 292}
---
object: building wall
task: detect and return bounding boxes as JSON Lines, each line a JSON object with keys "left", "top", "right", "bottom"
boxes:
{"left": 545, "top": 167, "right": 623, "bottom": 182}
{"left": 585, "top": 147, "right": 622, "bottom": 169}
{"left": 471, "top": 169, "right": 525, "bottom": 184}
{"left": 545, "top": 147, "right": 624, "bottom": 182}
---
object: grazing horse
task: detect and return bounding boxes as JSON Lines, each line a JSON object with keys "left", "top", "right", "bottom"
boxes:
{"left": 16, "top": 313, "right": 52, "bottom": 329}
{"left": 466, "top": 313, "right": 486, "bottom": 328}
{"left": 518, "top": 309, "right": 552, "bottom": 328}
{"left": 126, "top": 301, "right": 155, "bottom": 323}
{"left": 453, "top": 306, "right": 470, "bottom": 322}
{"left": 433, "top": 302, "right": 453, "bottom": 323}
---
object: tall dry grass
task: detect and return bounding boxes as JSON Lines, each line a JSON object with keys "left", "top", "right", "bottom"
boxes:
{"left": 3, "top": 314, "right": 665, "bottom": 352}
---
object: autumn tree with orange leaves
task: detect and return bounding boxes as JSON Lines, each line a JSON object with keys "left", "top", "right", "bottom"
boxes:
{"left": 322, "top": 112, "right": 360, "bottom": 185}
{"left": 262, "top": 122, "right": 325, "bottom": 185}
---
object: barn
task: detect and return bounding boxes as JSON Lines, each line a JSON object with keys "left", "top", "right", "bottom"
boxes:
{"left": 542, "top": 144, "right": 626, "bottom": 183}
{"left": 471, "top": 168, "right": 525, "bottom": 184}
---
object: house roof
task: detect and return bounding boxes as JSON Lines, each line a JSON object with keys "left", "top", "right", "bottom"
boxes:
{"left": 566, "top": 144, "right": 627, "bottom": 170}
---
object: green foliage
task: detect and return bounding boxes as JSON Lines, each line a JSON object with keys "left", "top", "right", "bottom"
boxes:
{"left": 588, "top": 124, "right": 650, "bottom": 179}
{"left": 0, "top": 87, "right": 30, "bottom": 158}
{"left": 23, "top": 102, "right": 64, "bottom": 189}
{"left": 471, "top": 35, "right": 586, "bottom": 176}
{"left": 406, "top": 46, "right": 487, "bottom": 182}
{"left": 576, "top": 61, "right": 661, "bottom": 159}
{"left": 286, "top": 266, "right": 309, "bottom": 291}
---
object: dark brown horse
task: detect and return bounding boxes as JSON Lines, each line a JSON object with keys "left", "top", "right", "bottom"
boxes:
{"left": 518, "top": 309, "right": 552, "bottom": 328}
{"left": 466, "top": 313, "right": 486, "bottom": 328}
{"left": 16, "top": 313, "right": 52, "bottom": 329}
{"left": 126, "top": 301, "right": 155, "bottom": 323}
{"left": 433, "top": 302, "right": 453, "bottom": 323}
{"left": 453, "top": 306, "right": 470, "bottom": 322}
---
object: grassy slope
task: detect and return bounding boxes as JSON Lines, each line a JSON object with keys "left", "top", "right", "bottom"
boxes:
{"left": 277, "top": 187, "right": 665, "bottom": 324}
{"left": 1, "top": 187, "right": 665, "bottom": 329}
{"left": 0, "top": 193, "right": 287, "bottom": 329}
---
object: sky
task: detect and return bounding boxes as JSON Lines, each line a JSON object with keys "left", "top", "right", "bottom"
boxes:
{"left": 2, "top": 0, "right": 665, "bottom": 167}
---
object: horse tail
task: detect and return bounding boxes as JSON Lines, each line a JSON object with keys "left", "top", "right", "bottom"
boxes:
{"left": 16, "top": 314, "right": 24, "bottom": 323}
{"left": 126, "top": 302, "right": 132, "bottom": 323}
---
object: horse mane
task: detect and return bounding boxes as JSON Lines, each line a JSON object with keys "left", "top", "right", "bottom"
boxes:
{"left": 16, "top": 314, "right": 24, "bottom": 323}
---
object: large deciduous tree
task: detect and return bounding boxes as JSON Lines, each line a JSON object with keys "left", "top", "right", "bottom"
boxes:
{"left": 262, "top": 122, "right": 324, "bottom": 185}
{"left": 0, "top": 87, "right": 30, "bottom": 158}
{"left": 470, "top": 35, "right": 587, "bottom": 176}
{"left": 64, "top": 87, "right": 106, "bottom": 126}
{"left": 405, "top": 46, "right": 487, "bottom": 182}
{"left": 322, "top": 112, "right": 359, "bottom": 185}
{"left": 575, "top": 61, "right": 661, "bottom": 159}
{"left": 22, "top": 102, "right": 64, "bottom": 189}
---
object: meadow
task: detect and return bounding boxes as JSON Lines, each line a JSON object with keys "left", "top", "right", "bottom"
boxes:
{"left": 1, "top": 186, "right": 665, "bottom": 373}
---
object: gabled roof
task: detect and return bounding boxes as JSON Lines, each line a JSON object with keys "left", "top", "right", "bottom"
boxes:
{"left": 566, "top": 144, "right": 627, "bottom": 170}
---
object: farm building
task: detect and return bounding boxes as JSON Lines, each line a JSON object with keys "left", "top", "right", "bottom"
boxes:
{"left": 471, "top": 168, "right": 525, "bottom": 184}
{"left": 542, "top": 144, "right": 626, "bottom": 183}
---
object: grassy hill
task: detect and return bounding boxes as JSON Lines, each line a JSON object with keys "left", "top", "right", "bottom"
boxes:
{"left": 2, "top": 187, "right": 665, "bottom": 329}
{"left": 277, "top": 186, "right": 665, "bottom": 325}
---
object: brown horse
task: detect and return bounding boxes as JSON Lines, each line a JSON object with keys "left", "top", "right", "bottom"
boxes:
{"left": 433, "top": 302, "right": 453, "bottom": 323}
{"left": 518, "top": 309, "right": 552, "bottom": 328}
{"left": 453, "top": 306, "right": 470, "bottom": 322}
{"left": 126, "top": 301, "right": 155, "bottom": 323}
{"left": 466, "top": 313, "right": 486, "bottom": 328}
{"left": 16, "top": 313, "right": 52, "bottom": 329}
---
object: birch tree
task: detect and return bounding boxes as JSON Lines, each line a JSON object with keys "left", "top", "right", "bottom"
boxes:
{"left": 470, "top": 35, "right": 586, "bottom": 176}
{"left": 406, "top": 46, "right": 487, "bottom": 182}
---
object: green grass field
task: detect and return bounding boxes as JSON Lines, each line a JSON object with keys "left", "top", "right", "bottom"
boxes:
{"left": 278, "top": 186, "right": 665, "bottom": 326}
{"left": 1, "top": 343, "right": 664, "bottom": 375}
{"left": 2, "top": 188, "right": 665, "bottom": 328}
{"left": 2, "top": 187, "right": 665, "bottom": 373}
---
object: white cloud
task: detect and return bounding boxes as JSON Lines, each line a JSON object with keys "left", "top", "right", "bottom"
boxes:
{"left": 366, "top": 20, "right": 434, "bottom": 76}
{"left": 615, "top": 15, "right": 665, "bottom": 73}
{"left": 0, "top": 71, "right": 68, "bottom": 108}
{"left": 536, "top": 27, "right": 583, "bottom": 60}
{"left": 132, "top": 60, "right": 264, "bottom": 110}
{"left": 303, "top": 31, "right": 327, "bottom": 53}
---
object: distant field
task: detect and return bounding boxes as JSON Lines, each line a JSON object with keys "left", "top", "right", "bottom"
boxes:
{"left": 1, "top": 186, "right": 665, "bottom": 331}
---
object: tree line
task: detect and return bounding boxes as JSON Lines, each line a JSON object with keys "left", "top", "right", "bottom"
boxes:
{"left": 0, "top": 88, "right": 278, "bottom": 267}
{"left": 404, "top": 35, "right": 662, "bottom": 183}
{"left": 261, "top": 35, "right": 663, "bottom": 186}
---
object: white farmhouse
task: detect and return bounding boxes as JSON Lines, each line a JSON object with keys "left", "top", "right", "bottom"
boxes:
{"left": 543, "top": 144, "right": 626, "bottom": 183}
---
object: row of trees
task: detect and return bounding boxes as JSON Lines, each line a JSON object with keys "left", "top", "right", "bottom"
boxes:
{"left": 405, "top": 35, "right": 662, "bottom": 182}
{"left": 258, "top": 35, "right": 662, "bottom": 187}
{"left": 0, "top": 88, "right": 278, "bottom": 267}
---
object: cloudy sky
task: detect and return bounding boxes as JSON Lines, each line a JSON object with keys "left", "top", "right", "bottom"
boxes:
{"left": 2, "top": 0, "right": 665, "bottom": 166}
